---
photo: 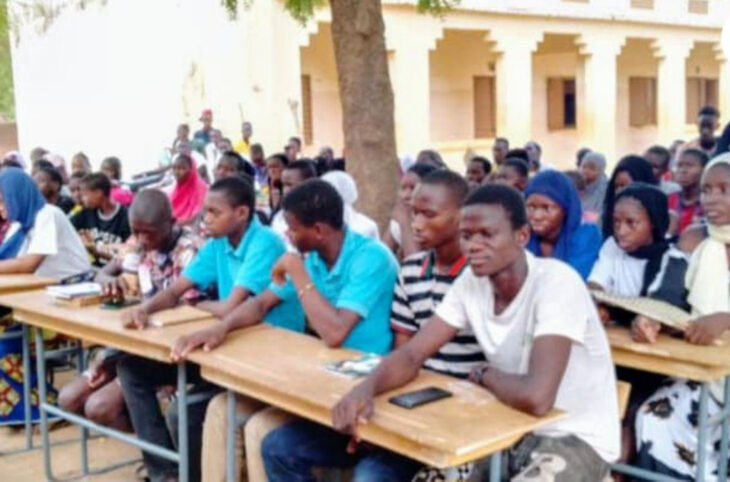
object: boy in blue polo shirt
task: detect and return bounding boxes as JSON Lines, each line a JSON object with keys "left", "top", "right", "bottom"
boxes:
{"left": 117, "top": 176, "right": 302, "bottom": 482}
{"left": 171, "top": 180, "right": 398, "bottom": 481}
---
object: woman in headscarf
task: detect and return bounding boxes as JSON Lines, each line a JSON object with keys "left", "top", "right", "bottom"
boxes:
{"left": 578, "top": 151, "right": 608, "bottom": 223}
{"left": 525, "top": 170, "right": 601, "bottom": 279}
{"left": 632, "top": 153, "right": 730, "bottom": 480}
{"left": 601, "top": 155, "right": 658, "bottom": 239}
{"left": 321, "top": 171, "right": 380, "bottom": 240}
{"left": 169, "top": 153, "right": 208, "bottom": 226}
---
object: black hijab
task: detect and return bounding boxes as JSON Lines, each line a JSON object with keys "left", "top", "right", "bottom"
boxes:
{"left": 601, "top": 155, "right": 658, "bottom": 239}
{"left": 613, "top": 183, "right": 669, "bottom": 296}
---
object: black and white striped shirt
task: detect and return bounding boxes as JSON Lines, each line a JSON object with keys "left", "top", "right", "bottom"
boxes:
{"left": 390, "top": 251, "right": 486, "bottom": 379}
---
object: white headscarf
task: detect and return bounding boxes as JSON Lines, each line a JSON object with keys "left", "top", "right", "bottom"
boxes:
{"left": 322, "top": 171, "right": 380, "bottom": 240}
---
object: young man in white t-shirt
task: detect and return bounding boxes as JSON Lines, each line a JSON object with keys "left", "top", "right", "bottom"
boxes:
{"left": 333, "top": 184, "right": 620, "bottom": 481}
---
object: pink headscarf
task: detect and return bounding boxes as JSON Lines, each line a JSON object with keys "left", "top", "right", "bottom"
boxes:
{"left": 170, "top": 157, "right": 208, "bottom": 224}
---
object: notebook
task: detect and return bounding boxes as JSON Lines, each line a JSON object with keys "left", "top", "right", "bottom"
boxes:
{"left": 148, "top": 305, "right": 212, "bottom": 328}
{"left": 590, "top": 289, "right": 692, "bottom": 331}
{"left": 47, "top": 282, "right": 103, "bottom": 299}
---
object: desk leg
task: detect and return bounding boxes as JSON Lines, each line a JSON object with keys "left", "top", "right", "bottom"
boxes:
{"left": 34, "top": 327, "right": 55, "bottom": 481}
{"left": 718, "top": 377, "right": 730, "bottom": 481}
{"left": 226, "top": 390, "right": 236, "bottom": 482}
{"left": 489, "top": 451, "right": 502, "bottom": 482}
{"left": 21, "top": 324, "right": 32, "bottom": 450}
{"left": 77, "top": 341, "right": 89, "bottom": 476}
{"left": 696, "top": 383, "right": 710, "bottom": 482}
{"left": 177, "top": 362, "right": 189, "bottom": 482}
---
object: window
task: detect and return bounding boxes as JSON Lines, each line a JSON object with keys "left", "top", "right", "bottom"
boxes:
{"left": 301, "top": 75, "right": 313, "bottom": 146}
{"left": 547, "top": 78, "right": 577, "bottom": 131}
{"left": 629, "top": 77, "right": 657, "bottom": 127}
{"left": 473, "top": 76, "right": 496, "bottom": 138}
{"left": 688, "top": 0, "right": 708, "bottom": 14}
{"left": 686, "top": 78, "right": 718, "bottom": 123}
{"left": 631, "top": 0, "right": 654, "bottom": 9}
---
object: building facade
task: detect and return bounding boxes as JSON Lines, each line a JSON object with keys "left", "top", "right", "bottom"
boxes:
{"left": 9, "top": 0, "right": 730, "bottom": 174}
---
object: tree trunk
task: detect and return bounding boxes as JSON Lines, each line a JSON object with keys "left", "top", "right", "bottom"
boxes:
{"left": 328, "top": 0, "right": 398, "bottom": 230}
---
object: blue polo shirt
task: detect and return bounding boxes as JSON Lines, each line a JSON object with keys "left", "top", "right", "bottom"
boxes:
{"left": 269, "top": 228, "right": 397, "bottom": 355}
{"left": 182, "top": 217, "right": 304, "bottom": 332}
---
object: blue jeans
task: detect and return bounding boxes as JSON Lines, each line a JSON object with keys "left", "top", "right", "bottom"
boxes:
{"left": 262, "top": 419, "right": 421, "bottom": 482}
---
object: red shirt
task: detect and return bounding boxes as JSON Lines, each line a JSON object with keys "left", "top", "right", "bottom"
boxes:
{"left": 668, "top": 192, "right": 703, "bottom": 234}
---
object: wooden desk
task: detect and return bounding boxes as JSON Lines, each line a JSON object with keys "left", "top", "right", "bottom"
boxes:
{"left": 196, "top": 325, "right": 564, "bottom": 469}
{"left": 607, "top": 325, "right": 730, "bottom": 382}
{"left": 0, "top": 275, "right": 56, "bottom": 295}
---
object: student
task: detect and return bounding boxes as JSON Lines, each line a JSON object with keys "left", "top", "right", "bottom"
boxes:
{"left": 525, "top": 170, "right": 601, "bottom": 279}
{"left": 492, "top": 137, "right": 509, "bottom": 166}
{"left": 100, "top": 156, "right": 134, "bottom": 207}
{"left": 70, "top": 173, "right": 131, "bottom": 266}
{"left": 58, "top": 190, "right": 203, "bottom": 433}
{"left": 600, "top": 155, "right": 657, "bottom": 239}
{"left": 632, "top": 154, "right": 730, "bottom": 480}
{"left": 415, "top": 149, "right": 446, "bottom": 168}
{"left": 234, "top": 121, "right": 253, "bottom": 157}
{"left": 322, "top": 170, "right": 380, "bottom": 240}
{"left": 194, "top": 109, "right": 214, "bottom": 146}
{"left": 117, "top": 177, "right": 300, "bottom": 482}
{"left": 33, "top": 165, "right": 76, "bottom": 214}
{"left": 284, "top": 136, "right": 302, "bottom": 163}
{"left": 171, "top": 180, "right": 398, "bottom": 482}
{"left": 265, "top": 154, "right": 287, "bottom": 186}
{"left": 214, "top": 151, "right": 255, "bottom": 182}
{"left": 331, "top": 184, "right": 620, "bottom": 480}
{"left": 270, "top": 160, "right": 317, "bottom": 245}
{"left": 383, "top": 163, "right": 439, "bottom": 257}
{"left": 645, "top": 145, "right": 681, "bottom": 195}
{"left": 680, "top": 105, "right": 720, "bottom": 158}
{"left": 494, "top": 157, "right": 529, "bottom": 193}
{"left": 579, "top": 151, "right": 609, "bottom": 222}
{"left": 576, "top": 146, "right": 592, "bottom": 167}
{"left": 249, "top": 143, "right": 268, "bottom": 187}
{"left": 525, "top": 140, "right": 553, "bottom": 173}
{"left": 667, "top": 148, "right": 709, "bottom": 236}
{"left": 67, "top": 172, "right": 85, "bottom": 217}
{"left": 71, "top": 152, "right": 92, "bottom": 177}
{"left": 465, "top": 155, "right": 491, "bottom": 188}
{"left": 169, "top": 153, "right": 208, "bottom": 226}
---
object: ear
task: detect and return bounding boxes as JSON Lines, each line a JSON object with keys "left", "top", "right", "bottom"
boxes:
{"left": 237, "top": 205, "right": 250, "bottom": 222}
{"left": 516, "top": 224, "right": 531, "bottom": 247}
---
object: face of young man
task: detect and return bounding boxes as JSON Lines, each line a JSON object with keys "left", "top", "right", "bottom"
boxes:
{"left": 466, "top": 162, "right": 486, "bottom": 188}
{"left": 202, "top": 191, "right": 249, "bottom": 239}
{"left": 410, "top": 183, "right": 461, "bottom": 251}
{"left": 283, "top": 211, "right": 321, "bottom": 253}
{"left": 459, "top": 203, "right": 528, "bottom": 278}
{"left": 645, "top": 152, "right": 668, "bottom": 181}
{"left": 698, "top": 115, "right": 718, "bottom": 147}
{"left": 81, "top": 186, "right": 105, "bottom": 210}
{"left": 675, "top": 153, "right": 704, "bottom": 189}
{"left": 282, "top": 169, "right": 307, "bottom": 199}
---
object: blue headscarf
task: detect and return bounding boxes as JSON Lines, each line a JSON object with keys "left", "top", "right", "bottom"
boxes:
{"left": 525, "top": 170, "right": 601, "bottom": 279}
{"left": 0, "top": 168, "right": 47, "bottom": 260}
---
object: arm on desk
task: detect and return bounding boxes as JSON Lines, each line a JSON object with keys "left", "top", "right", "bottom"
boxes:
{"left": 0, "top": 254, "right": 45, "bottom": 274}
{"left": 478, "top": 335, "right": 571, "bottom": 417}
{"left": 685, "top": 313, "right": 730, "bottom": 345}
{"left": 333, "top": 316, "right": 457, "bottom": 435}
{"left": 196, "top": 286, "right": 251, "bottom": 319}
{"left": 170, "top": 289, "right": 281, "bottom": 361}
{"left": 123, "top": 276, "right": 195, "bottom": 329}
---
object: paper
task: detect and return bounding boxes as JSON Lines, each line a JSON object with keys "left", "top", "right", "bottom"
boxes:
{"left": 47, "top": 282, "right": 103, "bottom": 300}
{"left": 591, "top": 289, "right": 691, "bottom": 331}
{"left": 325, "top": 354, "right": 381, "bottom": 378}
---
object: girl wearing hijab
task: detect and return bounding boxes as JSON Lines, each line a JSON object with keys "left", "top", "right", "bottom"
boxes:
{"left": 0, "top": 168, "right": 90, "bottom": 424}
{"left": 601, "top": 155, "right": 658, "bottom": 239}
{"left": 169, "top": 154, "right": 208, "bottom": 226}
{"left": 632, "top": 153, "right": 730, "bottom": 479}
{"left": 321, "top": 171, "right": 380, "bottom": 240}
{"left": 525, "top": 170, "right": 601, "bottom": 279}
{"left": 579, "top": 151, "right": 608, "bottom": 223}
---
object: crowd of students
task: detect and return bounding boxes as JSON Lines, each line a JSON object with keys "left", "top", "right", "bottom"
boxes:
{"left": 0, "top": 104, "right": 728, "bottom": 482}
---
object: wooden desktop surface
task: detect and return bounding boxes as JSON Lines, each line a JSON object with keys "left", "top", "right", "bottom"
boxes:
{"left": 0, "top": 275, "right": 57, "bottom": 295}
{"left": 607, "top": 325, "right": 730, "bottom": 382}
{"left": 196, "top": 325, "right": 564, "bottom": 469}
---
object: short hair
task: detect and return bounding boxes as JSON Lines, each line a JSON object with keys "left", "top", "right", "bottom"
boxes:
{"left": 250, "top": 143, "right": 264, "bottom": 156}
{"left": 173, "top": 153, "right": 193, "bottom": 167}
{"left": 210, "top": 176, "right": 255, "bottom": 219}
{"left": 494, "top": 137, "right": 509, "bottom": 148}
{"left": 282, "top": 179, "right": 343, "bottom": 230}
{"left": 420, "top": 170, "right": 469, "bottom": 205}
{"left": 407, "top": 163, "right": 439, "bottom": 179}
{"left": 32, "top": 159, "right": 54, "bottom": 173}
{"left": 36, "top": 165, "right": 63, "bottom": 186}
{"left": 416, "top": 149, "right": 445, "bottom": 167}
{"left": 220, "top": 151, "right": 255, "bottom": 178}
{"left": 81, "top": 172, "right": 112, "bottom": 197}
{"left": 681, "top": 148, "right": 711, "bottom": 167}
{"left": 268, "top": 153, "right": 289, "bottom": 167}
{"left": 470, "top": 156, "right": 492, "bottom": 175}
{"left": 130, "top": 189, "right": 173, "bottom": 225}
{"left": 289, "top": 137, "right": 302, "bottom": 148}
{"left": 699, "top": 106, "right": 720, "bottom": 118}
{"left": 525, "top": 141, "right": 541, "bottom": 153}
{"left": 505, "top": 148, "right": 529, "bottom": 163}
{"left": 285, "top": 159, "right": 317, "bottom": 180}
{"left": 101, "top": 156, "right": 122, "bottom": 179}
{"left": 503, "top": 158, "right": 529, "bottom": 178}
{"left": 73, "top": 152, "right": 90, "bottom": 165}
{"left": 646, "top": 145, "right": 671, "bottom": 168}
{"left": 464, "top": 184, "right": 528, "bottom": 229}
{"left": 69, "top": 171, "right": 86, "bottom": 182}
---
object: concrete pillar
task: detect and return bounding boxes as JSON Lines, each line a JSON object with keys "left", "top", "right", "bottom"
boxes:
{"left": 714, "top": 44, "right": 730, "bottom": 128}
{"left": 653, "top": 37, "right": 694, "bottom": 144}
{"left": 490, "top": 29, "right": 542, "bottom": 147}
{"left": 578, "top": 33, "right": 625, "bottom": 162}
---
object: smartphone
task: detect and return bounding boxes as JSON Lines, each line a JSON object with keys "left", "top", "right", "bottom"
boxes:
{"left": 101, "top": 299, "right": 141, "bottom": 310}
{"left": 388, "top": 387, "right": 452, "bottom": 409}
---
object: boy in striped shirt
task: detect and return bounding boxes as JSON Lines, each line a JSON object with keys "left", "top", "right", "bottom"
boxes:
{"left": 391, "top": 170, "right": 486, "bottom": 378}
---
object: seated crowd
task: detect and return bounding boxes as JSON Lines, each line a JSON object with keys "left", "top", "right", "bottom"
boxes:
{"left": 0, "top": 105, "right": 729, "bottom": 482}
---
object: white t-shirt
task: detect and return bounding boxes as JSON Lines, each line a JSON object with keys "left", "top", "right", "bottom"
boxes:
{"left": 389, "top": 219, "right": 401, "bottom": 245}
{"left": 436, "top": 252, "right": 620, "bottom": 462}
{"left": 344, "top": 206, "right": 380, "bottom": 241}
{"left": 588, "top": 237, "right": 647, "bottom": 297}
{"left": 9, "top": 204, "right": 91, "bottom": 279}
{"left": 270, "top": 210, "right": 296, "bottom": 253}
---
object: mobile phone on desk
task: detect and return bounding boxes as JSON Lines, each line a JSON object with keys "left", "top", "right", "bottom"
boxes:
{"left": 388, "top": 387, "right": 452, "bottom": 409}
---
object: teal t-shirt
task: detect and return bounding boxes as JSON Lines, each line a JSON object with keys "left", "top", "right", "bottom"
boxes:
{"left": 269, "top": 228, "right": 397, "bottom": 354}
{"left": 182, "top": 217, "right": 304, "bottom": 332}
